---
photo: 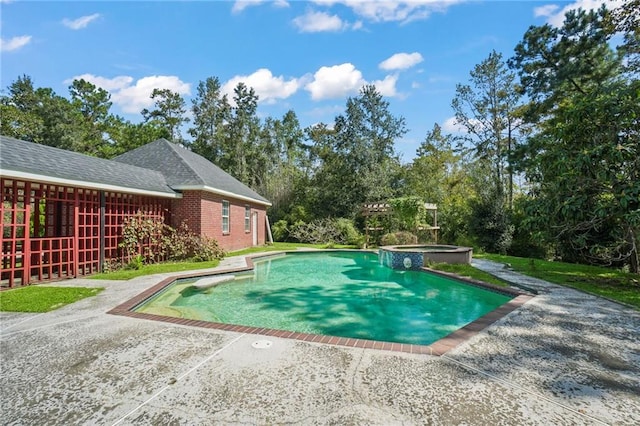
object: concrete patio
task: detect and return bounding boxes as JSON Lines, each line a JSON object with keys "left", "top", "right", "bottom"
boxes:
{"left": 1, "top": 256, "right": 639, "bottom": 425}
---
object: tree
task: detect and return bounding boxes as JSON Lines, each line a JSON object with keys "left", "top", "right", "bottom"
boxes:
{"left": 0, "top": 77, "right": 44, "bottom": 142}
{"left": 204, "top": 82, "right": 263, "bottom": 186}
{"left": 69, "top": 78, "right": 113, "bottom": 156}
{"left": 451, "top": 50, "right": 523, "bottom": 209}
{"left": 141, "top": 88, "right": 189, "bottom": 143}
{"left": 608, "top": 0, "right": 639, "bottom": 74}
{"left": 258, "top": 110, "right": 310, "bottom": 221}
{"left": 1, "top": 75, "right": 82, "bottom": 150}
{"left": 107, "top": 118, "right": 169, "bottom": 157}
{"left": 308, "top": 85, "right": 407, "bottom": 219}
{"left": 405, "top": 123, "right": 475, "bottom": 244}
{"left": 511, "top": 6, "right": 639, "bottom": 272}
{"left": 189, "top": 77, "right": 231, "bottom": 163}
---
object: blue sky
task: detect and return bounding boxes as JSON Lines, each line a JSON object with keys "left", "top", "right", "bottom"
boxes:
{"left": 0, "top": 0, "right": 619, "bottom": 161}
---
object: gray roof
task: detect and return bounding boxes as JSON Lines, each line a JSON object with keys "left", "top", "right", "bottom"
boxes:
{"left": 114, "top": 139, "right": 270, "bottom": 205}
{"left": 0, "top": 136, "right": 176, "bottom": 196}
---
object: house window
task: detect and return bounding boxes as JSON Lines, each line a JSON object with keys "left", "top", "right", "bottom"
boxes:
{"left": 222, "top": 200, "right": 230, "bottom": 234}
{"left": 245, "top": 206, "right": 251, "bottom": 232}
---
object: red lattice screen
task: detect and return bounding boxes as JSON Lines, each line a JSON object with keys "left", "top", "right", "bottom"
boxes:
{"left": 103, "top": 192, "right": 170, "bottom": 262}
{"left": 1, "top": 177, "right": 171, "bottom": 288}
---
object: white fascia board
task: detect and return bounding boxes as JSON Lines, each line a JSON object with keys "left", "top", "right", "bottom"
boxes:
{"left": 0, "top": 169, "right": 181, "bottom": 199}
{"left": 173, "top": 185, "right": 272, "bottom": 206}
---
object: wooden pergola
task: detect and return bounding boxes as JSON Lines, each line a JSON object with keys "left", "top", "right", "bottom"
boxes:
{"left": 361, "top": 201, "right": 440, "bottom": 247}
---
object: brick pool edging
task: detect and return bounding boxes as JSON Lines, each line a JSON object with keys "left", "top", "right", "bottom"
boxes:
{"left": 108, "top": 251, "right": 534, "bottom": 356}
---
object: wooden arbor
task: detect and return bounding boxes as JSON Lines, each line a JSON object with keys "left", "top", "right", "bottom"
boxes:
{"left": 361, "top": 201, "right": 439, "bottom": 247}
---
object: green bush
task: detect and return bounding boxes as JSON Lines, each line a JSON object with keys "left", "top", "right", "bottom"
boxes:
{"left": 380, "top": 231, "right": 418, "bottom": 246}
{"left": 469, "top": 195, "right": 514, "bottom": 254}
{"left": 164, "top": 222, "right": 226, "bottom": 262}
{"left": 124, "top": 255, "right": 143, "bottom": 270}
{"left": 272, "top": 219, "right": 289, "bottom": 242}
{"left": 289, "top": 218, "right": 363, "bottom": 245}
{"left": 334, "top": 218, "right": 364, "bottom": 245}
{"left": 117, "top": 214, "right": 225, "bottom": 270}
{"left": 380, "top": 233, "right": 399, "bottom": 246}
{"left": 395, "top": 231, "right": 418, "bottom": 245}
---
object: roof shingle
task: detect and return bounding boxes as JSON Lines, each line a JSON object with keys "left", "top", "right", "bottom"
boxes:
{"left": 113, "top": 139, "right": 270, "bottom": 205}
{"left": 0, "top": 136, "right": 176, "bottom": 196}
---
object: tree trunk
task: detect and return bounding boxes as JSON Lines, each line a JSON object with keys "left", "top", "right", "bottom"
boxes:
{"left": 628, "top": 226, "right": 639, "bottom": 274}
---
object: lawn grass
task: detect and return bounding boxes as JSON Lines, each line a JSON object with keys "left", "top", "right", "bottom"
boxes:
{"left": 0, "top": 286, "right": 104, "bottom": 312}
{"left": 475, "top": 253, "right": 640, "bottom": 309}
{"left": 428, "top": 262, "right": 511, "bottom": 288}
{"left": 90, "top": 259, "right": 221, "bottom": 280}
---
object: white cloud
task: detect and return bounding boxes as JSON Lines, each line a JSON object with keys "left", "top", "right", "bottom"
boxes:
{"left": 305, "top": 62, "right": 399, "bottom": 100}
{"left": 232, "top": 0, "right": 289, "bottom": 13}
{"left": 0, "top": 35, "right": 31, "bottom": 52}
{"left": 62, "top": 13, "right": 101, "bottom": 30}
{"left": 66, "top": 74, "right": 191, "bottom": 114}
{"left": 67, "top": 74, "right": 133, "bottom": 91}
{"left": 533, "top": 4, "right": 560, "bottom": 17}
{"left": 293, "top": 10, "right": 347, "bottom": 32}
{"left": 231, "top": 0, "right": 264, "bottom": 14}
{"left": 535, "top": 0, "right": 627, "bottom": 27}
{"left": 379, "top": 52, "right": 423, "bottom": 71}
{"left": 442, "top": 117, "right": 465, "bottom": 133}
{"left": 305, "top": 63, "right": 366, "bottom": 100}
{"left": 442, "top": 116, "right": 484, "bottom": 134}
{"left": 316, "top": 0, "right": 463, "bottom": 24}
{"left": 371, "top": 74, "right": 399, "bottom": 97}
{"left": 221, "top": 68, "right": 300, "bottom": 104}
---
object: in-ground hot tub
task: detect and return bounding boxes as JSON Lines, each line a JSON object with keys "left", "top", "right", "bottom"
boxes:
{"left": 379, "top": 244, "right": 473, "bottom": 270}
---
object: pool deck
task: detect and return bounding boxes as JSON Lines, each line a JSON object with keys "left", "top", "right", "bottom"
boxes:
{"left": 1, "top": 255, "right": 639, "bottom": 425}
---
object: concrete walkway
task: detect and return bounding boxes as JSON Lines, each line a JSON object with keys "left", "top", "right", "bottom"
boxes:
{"left": 1, "top": 256, "right": 639, "bottom": 425}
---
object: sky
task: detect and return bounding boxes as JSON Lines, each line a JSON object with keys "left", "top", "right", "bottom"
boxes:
{"left": 0, "top": 0, "right": 623, "bottom": 162}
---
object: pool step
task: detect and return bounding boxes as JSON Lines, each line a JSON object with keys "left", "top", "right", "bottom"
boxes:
{"left": 191, "top": 275, "right": 236, "bottom": 290}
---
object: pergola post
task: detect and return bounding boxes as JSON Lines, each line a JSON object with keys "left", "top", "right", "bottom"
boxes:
{"left": 23, "top": 182, "right": 32, "bottom": 286}
{"left": 73, "top": 189, "right": 79, "bottom": 278}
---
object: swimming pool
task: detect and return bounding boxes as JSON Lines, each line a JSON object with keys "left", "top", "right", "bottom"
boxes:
{"left": 134, "top": 251, "right": 514, "bottom": 346}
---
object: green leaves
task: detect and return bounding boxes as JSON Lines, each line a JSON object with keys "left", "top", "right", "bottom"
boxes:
{"left": 511, "top": 4, "right": 640, "bottom": 271}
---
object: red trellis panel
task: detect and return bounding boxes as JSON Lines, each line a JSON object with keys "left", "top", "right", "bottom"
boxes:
{"left": 1, "top": 179, "right": 29, "bottom": 287}
{"left": 103, "top": 192, "right": 170, "bottom": 262}
{"left": 1, "top": 177, "right": 171, "bottom": 288}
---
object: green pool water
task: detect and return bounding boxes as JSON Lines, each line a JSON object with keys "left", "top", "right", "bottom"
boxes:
{"left": 136, "top": 251, "right": 512, "bottom": 346}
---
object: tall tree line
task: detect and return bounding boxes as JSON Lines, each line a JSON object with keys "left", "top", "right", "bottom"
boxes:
{"left": 1, "top": 2, "right": 638, "bottom": 271}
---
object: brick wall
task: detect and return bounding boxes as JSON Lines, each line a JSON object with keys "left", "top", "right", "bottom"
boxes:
{"left": 172, "top": 190, "right": 268, "bottom": 252}
{"left": 171, "top": 191, "right": 202, "bottom": 234}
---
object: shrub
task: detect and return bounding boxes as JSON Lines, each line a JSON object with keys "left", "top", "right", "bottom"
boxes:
{"left": 380, "top": 231, "right": 418, "bottom": 246}
{"left": 124, "top": 255, "right": 143, "bottom": 270}
{"left": 395, "top": 231, "right": 418, "bottom": 245}
{"left": 380, "top": 233, "right": 399, "bottom": 246}
{"left": 272, "top": 219, "right": 290, "bottom": 242}
{"left": 120, "top": 213, "right": 168, "bottom": 264}
{"left": 334, "top": 218, "right": 363, "bottom": 245}
{"left": 289, "top": 218, "right": 363, "bottom": 245}
{"left": 164, "top": 222, "right": 225, "bottom": 262}
{"left": 469, "top": 195, "right": 514, "bottom": 254}
{"left": 118, "top": 214, "right": 225, "bottom": 270}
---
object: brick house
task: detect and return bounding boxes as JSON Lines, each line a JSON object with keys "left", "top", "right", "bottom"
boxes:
{"left": 0, "top": 136, "right": 271, "bottom": 287}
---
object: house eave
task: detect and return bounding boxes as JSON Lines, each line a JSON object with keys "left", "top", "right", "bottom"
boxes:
{"left": 172, "top": 185, "right": 272, "bottom": 206}
{"left": 0, "top": 169, "right": 182, "bottom": 199}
